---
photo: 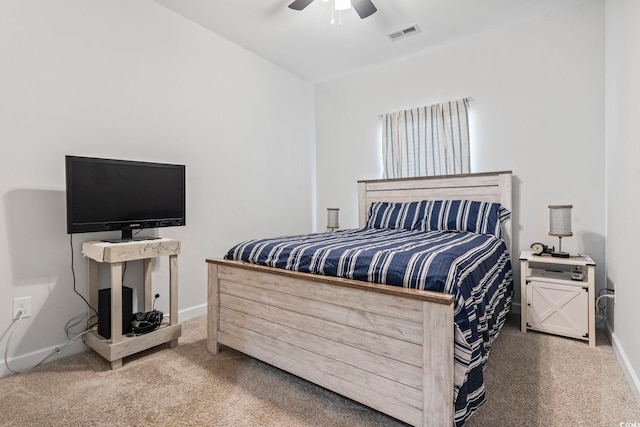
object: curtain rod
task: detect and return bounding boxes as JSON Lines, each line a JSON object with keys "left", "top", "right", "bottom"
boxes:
{"left": 378, "top": 97, "right": 473, "bottom": 119}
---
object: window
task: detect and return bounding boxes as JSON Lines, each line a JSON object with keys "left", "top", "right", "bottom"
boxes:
{"left": 381, "top": 98, "right": 470, "bottom": 178}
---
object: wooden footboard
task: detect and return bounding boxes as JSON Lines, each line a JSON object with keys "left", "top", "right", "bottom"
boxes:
{"left": 207, "top": 259, "right": 455, "bottom": 427}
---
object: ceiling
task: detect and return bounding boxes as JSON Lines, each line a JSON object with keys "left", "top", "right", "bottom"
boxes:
{"left": 154, "top": 0, "right": 589, "bottom": 84}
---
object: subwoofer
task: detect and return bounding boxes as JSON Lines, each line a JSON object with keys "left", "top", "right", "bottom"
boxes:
{"left": 98, "top": 286, "right": 133, "bottom": 339}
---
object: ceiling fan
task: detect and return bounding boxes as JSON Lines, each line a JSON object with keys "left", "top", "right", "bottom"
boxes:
{"left": 288, "top": 0, "right": 377, "bottom": 19}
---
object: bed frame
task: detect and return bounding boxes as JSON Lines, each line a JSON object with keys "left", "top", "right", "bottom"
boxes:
{"left": 206, "top": 171, "right": 512, "bottom": 427}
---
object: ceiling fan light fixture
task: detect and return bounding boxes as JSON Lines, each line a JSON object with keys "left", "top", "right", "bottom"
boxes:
{"left": 288, "top": 0, "right": 376, "bottom": 22}
{"left": 335, "top": 0, "right": 351, "bottom": 11}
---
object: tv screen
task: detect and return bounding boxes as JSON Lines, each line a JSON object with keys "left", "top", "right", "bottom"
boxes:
{"left": 65, "top": 156, "right": 186, "bottom": 241}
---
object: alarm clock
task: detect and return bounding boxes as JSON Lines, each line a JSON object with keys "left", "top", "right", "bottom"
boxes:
{"left": 530, "top": 242, "right": 550, "bottom": 255}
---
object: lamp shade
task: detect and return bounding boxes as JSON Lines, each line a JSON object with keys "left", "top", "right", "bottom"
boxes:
{"left": 548, "top": 205, "right": 573, "bottom": 237}
{"left": 327, "top": 208, "right": 339, "bottom": 230}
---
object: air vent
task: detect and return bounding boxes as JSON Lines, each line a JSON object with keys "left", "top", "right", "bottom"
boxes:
{"left": 388, "top": 24, "right": 421, "bottom": 42}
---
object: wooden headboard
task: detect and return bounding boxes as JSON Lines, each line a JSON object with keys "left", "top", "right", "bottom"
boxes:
{"left": 357, "top": 171, "right": 513, "bottom": 252}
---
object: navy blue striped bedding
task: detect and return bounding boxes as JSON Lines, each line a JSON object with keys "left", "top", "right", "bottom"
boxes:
{"left": 225, "top": 227, "right": 513, "bottom": 426}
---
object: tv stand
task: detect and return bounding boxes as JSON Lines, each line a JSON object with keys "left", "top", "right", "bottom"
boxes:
{"left": 82, "top": 238, "right": 182, "bottom": 369}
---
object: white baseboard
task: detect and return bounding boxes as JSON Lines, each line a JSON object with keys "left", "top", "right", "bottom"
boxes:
{"left": 178, "top": 303, "right": 207, "bottom": 322}
{"left": 0, "top": 303, "right": 208, "bottom": 379}
{"left": 0, "top": 339, "right": 87, "bottom": 379}
{"left": 606, "top": 322, "right": 640, "bottom": 406}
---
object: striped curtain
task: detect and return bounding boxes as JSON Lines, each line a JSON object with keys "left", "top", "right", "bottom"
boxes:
{"left": 381, "top": 98, "right": 470, "bottom": 178}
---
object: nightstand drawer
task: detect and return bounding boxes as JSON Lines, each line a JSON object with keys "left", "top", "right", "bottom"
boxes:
{"left": 526, "top": 280, "right": 589, "bottom": 340}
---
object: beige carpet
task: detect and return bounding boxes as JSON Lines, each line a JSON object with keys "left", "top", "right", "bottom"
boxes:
{"left": 1, "top": 314, "right": 638, "bottom": 427}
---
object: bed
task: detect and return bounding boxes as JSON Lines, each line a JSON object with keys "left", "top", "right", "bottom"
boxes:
{"left": 206, "top": 171, "right": 513, "bottom": 426}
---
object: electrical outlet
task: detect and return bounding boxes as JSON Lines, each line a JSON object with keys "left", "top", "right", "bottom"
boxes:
{"left": 12, "top": 296, "right": 32, "bottom": 319}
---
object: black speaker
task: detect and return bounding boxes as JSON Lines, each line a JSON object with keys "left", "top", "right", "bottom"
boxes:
{"left": 98, "top": 286, "right": 133, "bottom": 339}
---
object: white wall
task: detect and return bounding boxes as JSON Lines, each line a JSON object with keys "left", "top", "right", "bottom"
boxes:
{"left": 605, "top": 0, "right": 640, "bottom": 403}
{"left": 0, "top": 0, "right": 315, "bottom": 376}
{"left": 316, "top": 1, "right": 605, "bottom": 307}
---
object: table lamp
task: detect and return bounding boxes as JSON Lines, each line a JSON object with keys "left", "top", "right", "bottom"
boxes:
{"left": 548, "top": 204, "right": 572, "bottom": 257}
{"left": 327, "top": 208, "right": 339, "bottom": 231}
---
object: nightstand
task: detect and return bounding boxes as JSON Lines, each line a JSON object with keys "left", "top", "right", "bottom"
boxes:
{"left": 520, "top": 251, "right": 596, "bottom": 347}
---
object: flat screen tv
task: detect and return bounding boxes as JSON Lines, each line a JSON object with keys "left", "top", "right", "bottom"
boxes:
{"left": 65, "top": 156, "right": 186, "bottom": 242}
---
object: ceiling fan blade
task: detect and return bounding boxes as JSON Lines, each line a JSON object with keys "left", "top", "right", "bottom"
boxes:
{"left": 288, "top": 0, "right": 315, "bottom": 11}
{"left": 351, "top": 0, "right": 377, "bottom": 19}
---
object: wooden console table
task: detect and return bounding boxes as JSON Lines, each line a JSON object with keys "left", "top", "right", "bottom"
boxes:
{"left": 82, "top": 238, "right": 182, "bottom": 369}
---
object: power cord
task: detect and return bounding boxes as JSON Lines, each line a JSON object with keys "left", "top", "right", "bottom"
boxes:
{"left": 70, "top": 234, "right": 98, "bottom": 320}
{"left": 595, "top": 288, "right": 615, "bottom": 324}
{"left": 3, "top": 310, "right": 93, "bottom": 375}
{"left": 64, "top": 312, "right": 97, "bottom": 339}
{"left": 3, "top": 310, "right": 25, "bottom": 374}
